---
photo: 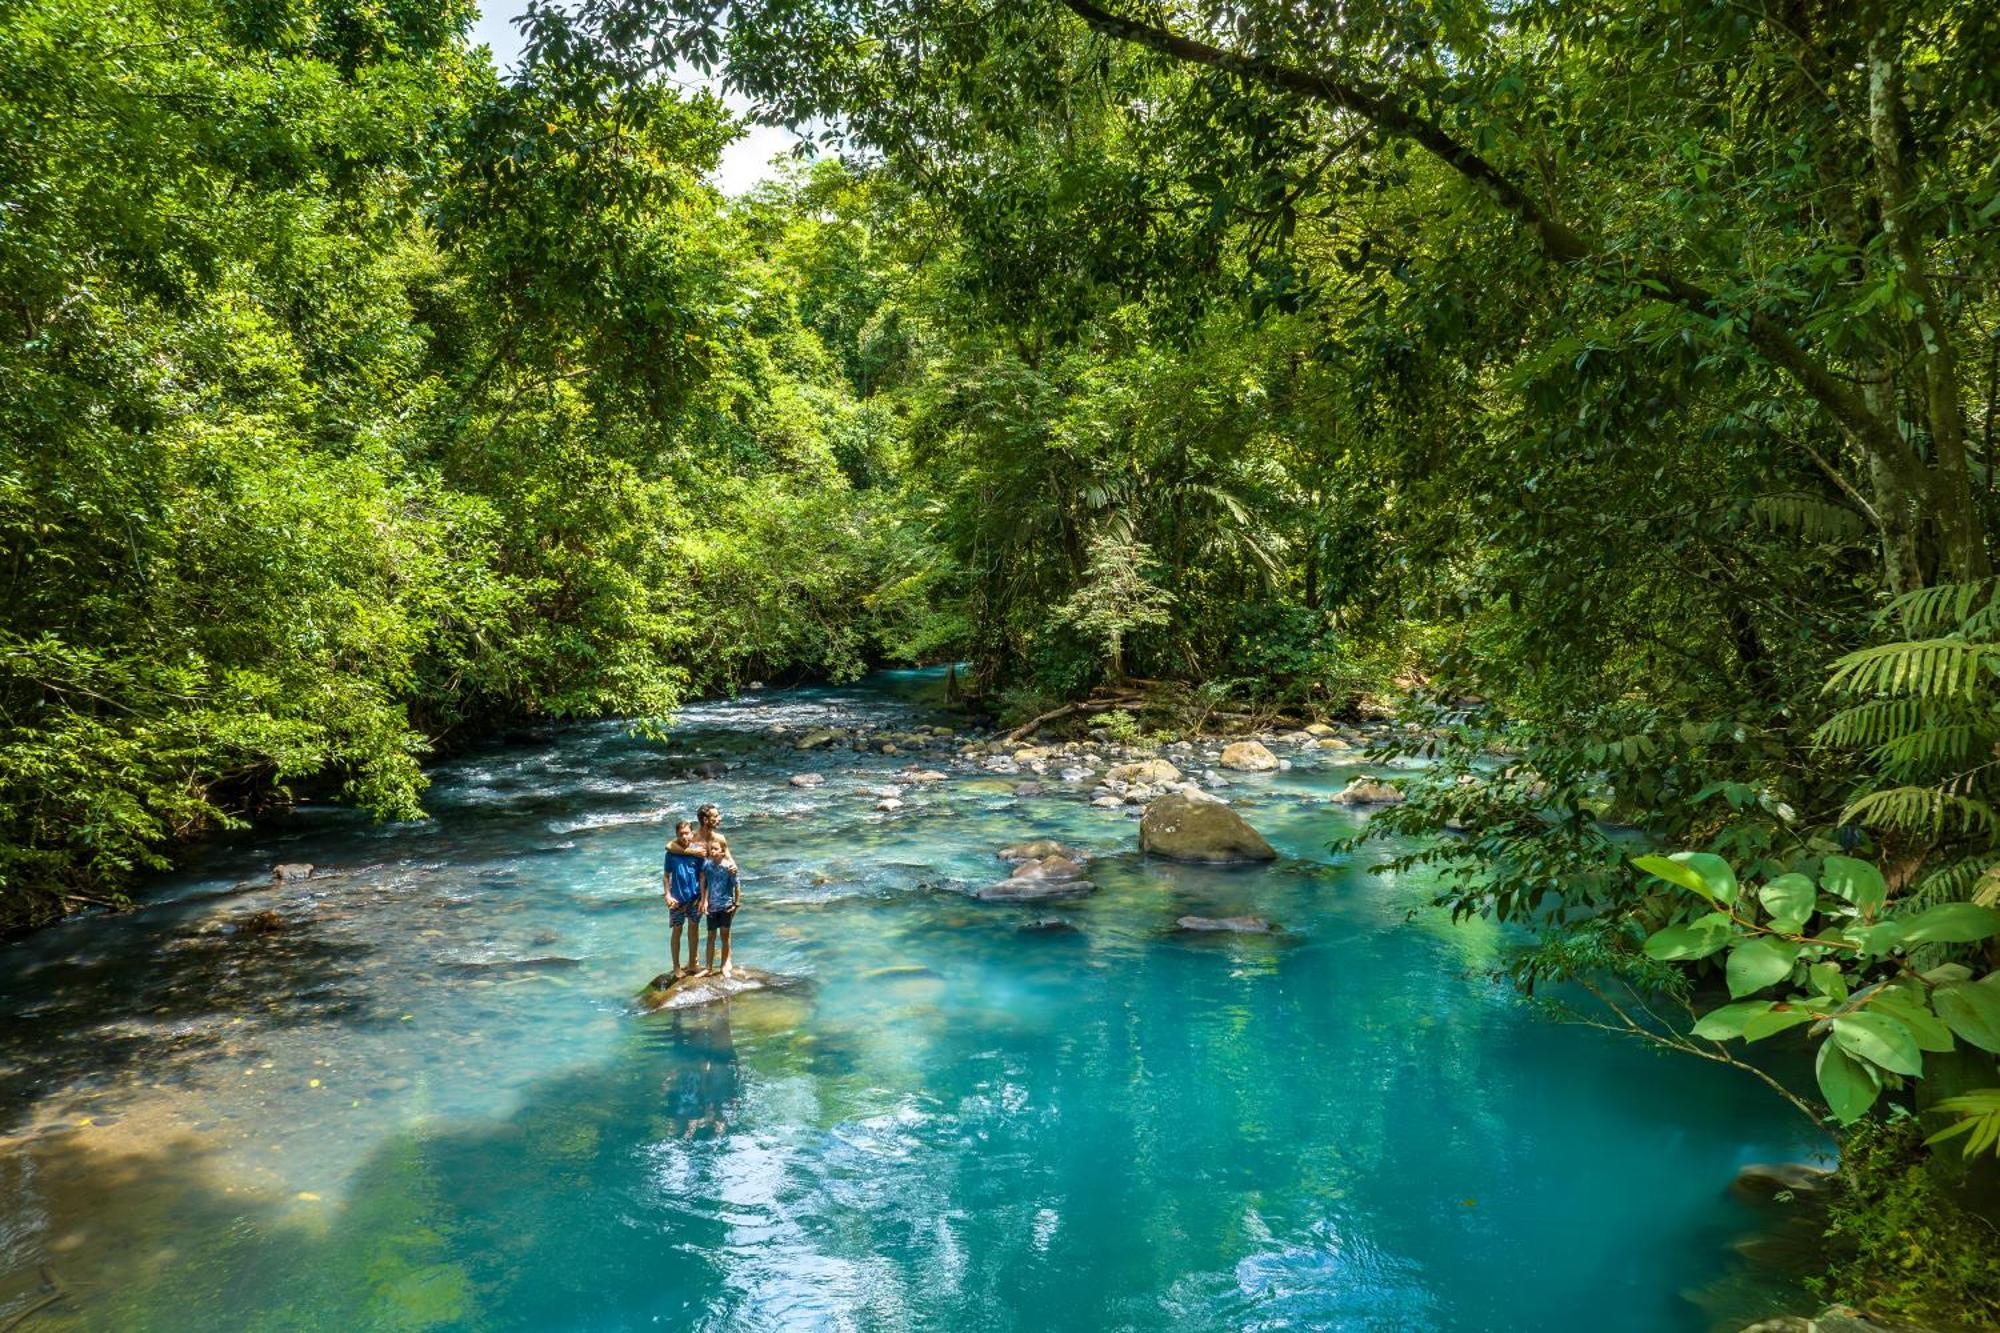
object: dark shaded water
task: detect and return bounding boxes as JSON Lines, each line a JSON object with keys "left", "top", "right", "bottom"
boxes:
{"left": 0, "top": 670, "right": 1821, "bottom": 1330}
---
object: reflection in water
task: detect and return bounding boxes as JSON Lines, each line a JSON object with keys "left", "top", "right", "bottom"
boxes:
{"left": 0, "top": 670, "right": 1822, "bottom": 1330}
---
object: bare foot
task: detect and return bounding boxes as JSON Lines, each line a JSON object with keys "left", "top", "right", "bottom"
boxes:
{"left": 720, "top": 963, "right": 736, "bottom": 980}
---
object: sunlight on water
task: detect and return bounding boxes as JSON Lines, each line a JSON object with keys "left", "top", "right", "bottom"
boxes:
{"left": 0, "top": 670, "right": 1822, "bottom": 1330}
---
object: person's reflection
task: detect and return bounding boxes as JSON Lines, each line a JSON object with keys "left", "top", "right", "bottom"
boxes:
{"left": 663, "top": 1004, "right": 740, "bottom": 1140}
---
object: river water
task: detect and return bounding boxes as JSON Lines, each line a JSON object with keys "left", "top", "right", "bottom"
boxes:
{"left": 0, "top": 669, "right": 1821, "bottom": 1331}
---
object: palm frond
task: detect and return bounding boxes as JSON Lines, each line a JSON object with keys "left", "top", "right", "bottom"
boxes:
{"left": 1824, "top": 639, "right": 1998, "bottom": 700}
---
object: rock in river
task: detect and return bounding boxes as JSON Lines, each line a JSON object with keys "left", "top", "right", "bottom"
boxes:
{"left": 1219, "top": 740, "right": 1279, "bottom": 772}
{"left": 1138, "top": 792, "right": 1277, "bottom": 863}
{"left": 978, "top": 852, "right": 1097, "bottom": 902}
{"left": 636, "top": 966, "right": 797, "bottom": 1011}
{"left": 999, "top": 839, "right": 1085, "bottom": 864}
{"left": 1175, "top": 915, "right": 1279, "bottom": 934}
{"left": 788, "top": 773, "right": 825, "bottom": 788}
{"left": 1106, "top": 758, "right": 1182, "bottom": 786}
{"left": 1333, "top": 776, "right": 1404, "bottom": 805}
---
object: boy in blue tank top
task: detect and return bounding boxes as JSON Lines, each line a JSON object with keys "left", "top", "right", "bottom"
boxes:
{"left": 663, "top": 820, "right": 707, "bottom": 978}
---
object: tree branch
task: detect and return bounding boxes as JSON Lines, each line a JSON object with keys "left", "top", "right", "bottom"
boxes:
{"left": 1052, "top": 0, "right": 1927, "bottom": 485}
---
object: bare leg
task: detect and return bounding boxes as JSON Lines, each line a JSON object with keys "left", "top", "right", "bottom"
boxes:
{"left": 670, "top": 921, "right": 684, "bottom": 976}
{"left": 704, "top": 921, "right": 718, "bottom": 975}
{"left": 680, "top": 919, "right": 701, "bottom": 975}
{"left": 716, "top": 923, "right": 733, "bottom": 978}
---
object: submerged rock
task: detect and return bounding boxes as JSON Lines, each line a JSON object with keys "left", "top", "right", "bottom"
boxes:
{"left": 1333, "top": 776, "right": 1404, "bottom": 805}
{"left": 1020, "top": 918, "right": 1080, "bottom": 934}
{"left": 1738, "top": 1310, "right": 1923, "bottom": 1333}
{"left": 1219, "top": 740, "right": 1279, "bottom": 772}
{"left": 686, "top": 759, "right": 728, "bottom": 779}
{"left": 1139, "top": 793, "right": 1277, "bottom": 863}
{"left": 443, "top": 956, "right": 582, "bottom": 976}
{"left": 1731, "top": 1162, "right": 1834, "bottom": 1202}
{"left": 636, "top": 966, "right": 797, "bottom": 1011}
{"left": 977, "top": 877, "right": 1098, "bottom": 903}
{"left": 272, "top": 862, "right": 314, "bottom": 882}
{"left": 795, "top": 729, "right": 839, "bottom": 750}
{"left": 233, "top": 909, "right": 287, "bottom": 937}
{"left": 1175, "top": 915, "right": 1279, "bottom": 935}
{"left": 999, "top": 839, "right": 1084, "bottom": 864}
{"left": 979, "top": 851, "right": 1096, "bottom": 902}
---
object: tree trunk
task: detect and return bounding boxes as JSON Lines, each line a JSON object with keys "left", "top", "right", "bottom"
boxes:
{"left": 1866, "top": 21, "right": 1989, "bottom": 583}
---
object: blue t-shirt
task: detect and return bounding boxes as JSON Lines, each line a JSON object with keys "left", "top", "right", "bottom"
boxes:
{"left": 664, "top": 849, "right": 705, "bottom": 905}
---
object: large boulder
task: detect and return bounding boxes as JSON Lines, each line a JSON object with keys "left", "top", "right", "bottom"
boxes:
{"left": 1139, "top": 793, "right": 1277, "bottom": 863}
{"left": 1333, "top": 776, "right": 1404, "bottom": 805}
{"left": 1106, "top": 758, "right": 1183, "bottom": 786}
{"left": 1219, "top": 740, "right": 1279, "bottom": 772}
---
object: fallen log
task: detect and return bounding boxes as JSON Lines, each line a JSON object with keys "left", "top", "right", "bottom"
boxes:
{"left": 1002, "top": 694, "right": 1142, "bottom": 742}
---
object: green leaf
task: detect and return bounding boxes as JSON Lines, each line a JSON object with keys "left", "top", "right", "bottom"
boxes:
{"left": 1726, "top": 937, "right": 1799, "bottom": 997}
{"left": 1846, "top": 921, "right": 1907, "bottom": 957}
{"left": 1742, "top": 1006, "right": 1817, "bottom": 1042}
{"left": 1757, "top": 873, "right": 1815, "bottom": 925}
{"left": 1822, "top": 855, "right": 1888, "bottom": 917}
{"left": 1633, "top": 853, "right": 1734, "bottom": 904}
{"left": 1816, "top": 1041, "right": 1881, "bottom": 1124}
{"left": 1690, "top": 1000, "right": 1772, "bottom": 1040}
{"left": 1831, "top": 1011, "right": 1923, "bottom": 1076}
{"left": 1643, "top": 912, "right": 1734, "bottom": 961}
{"left": 1899, "top": 903, "right": 2000, "bottom": 946}
{"left": 1935, "top": 979, "right": 2000, "bottom": 1053}
{"left": 1669, "top": 851, "right": 1738, "bottom": 904}
{"left": 1868, "top": 992, "right": 1954, "bottom": 1053}
{"left": 1808, "top": 962, "right": 1849, "bottom": 1001}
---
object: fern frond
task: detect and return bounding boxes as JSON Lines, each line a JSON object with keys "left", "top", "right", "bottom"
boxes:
{"left": 1911, "top": 852, "right": 2000, "bottom": 907}
{"left": 1824, "top": 639, "right": 1999, "bottom": 700}
{"left": 1925, "top": 1089, "right": 2000, "bottom": 1159}
{"left": 1885, "top": 579, "right": 2000, "bottom": 635}
{"left": 1813, "top": 698, "right": 1928, "bottom": 749}
{"left": 1871, "top": 722, "right": 1998, "bottom": 779}
{"left": 1842, "top": 785, "right": 2000, "bottom": 837}
{"left": 1752, "top": 493, "right": 1868, "bottom": 543}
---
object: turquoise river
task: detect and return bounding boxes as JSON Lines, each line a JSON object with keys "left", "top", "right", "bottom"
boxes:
{"left": 0, "top": 670, "right": 1825, "bottom": 1331}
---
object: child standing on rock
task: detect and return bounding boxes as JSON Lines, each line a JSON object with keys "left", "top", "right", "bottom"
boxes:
{"left": 694, "top": 803, "right": 741, "bottom": 978}
{"left": 663, "top": 820, "right": 707, "bottom": 979}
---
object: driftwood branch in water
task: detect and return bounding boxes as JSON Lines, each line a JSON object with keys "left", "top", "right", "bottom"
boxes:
{"left": 1002, "top": 694, "right": 1143, "bottom": 742}
{"left": 0, "top": 1266, "right": 72, "bottom": 1332}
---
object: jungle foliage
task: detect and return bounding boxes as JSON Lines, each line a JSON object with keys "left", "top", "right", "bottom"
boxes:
{"left": 0, "top": 0, "right": 943, "bottom": 926}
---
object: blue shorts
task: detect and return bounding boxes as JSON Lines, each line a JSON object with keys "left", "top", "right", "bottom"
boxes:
{"left": 670, "top": 899, "right": 701, "bottom": 927}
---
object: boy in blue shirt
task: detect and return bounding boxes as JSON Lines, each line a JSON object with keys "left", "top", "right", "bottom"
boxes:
{"left": 663, "top": 820, "right": 707, "bottom": 978}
